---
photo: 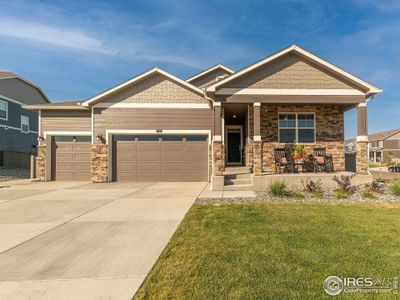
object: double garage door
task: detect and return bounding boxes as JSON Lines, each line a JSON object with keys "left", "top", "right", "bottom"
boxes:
{"left": 51, "top": 134, "right": 209, "bottom": 182}
{"left": 112, "top": 135, "right": 209, "bottom": 182}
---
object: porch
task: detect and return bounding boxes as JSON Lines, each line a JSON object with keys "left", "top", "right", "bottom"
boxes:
{"left": 211, "top": 101, "right": 369, "bottom": 191}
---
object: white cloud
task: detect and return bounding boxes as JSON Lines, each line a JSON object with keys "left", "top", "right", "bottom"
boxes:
{"left": 351, "top": 0, "right": 400, "bottom": 12}
{"left": 0, "top": 18, "right": 115, "bottom": 54}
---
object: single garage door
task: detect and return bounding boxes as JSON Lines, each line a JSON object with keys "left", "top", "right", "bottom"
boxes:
{"left": 113, "top": 134, "right": 208, "bottom": 182}
{"left": 52, "top": 136, "right": 91, "bottom": 181}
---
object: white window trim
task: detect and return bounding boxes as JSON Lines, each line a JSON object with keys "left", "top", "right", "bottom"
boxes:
{"left": 278, "top": 112, "right": 316, "bottom": 144}
{"left": 21, "top": 115, "right": 29, "bottom": 134}
{"left": 0, "top": 99, "right": 8, "bottom": 121}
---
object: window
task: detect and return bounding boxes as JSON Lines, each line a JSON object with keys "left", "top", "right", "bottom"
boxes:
{"left": 21, "top": 115, "right": 29, "bottom": 133}
{"left": 278, "top": 113, "right": 315, "bottom": 144}
{"left": 0, "top": 100, "right": 7, "bottom": 120}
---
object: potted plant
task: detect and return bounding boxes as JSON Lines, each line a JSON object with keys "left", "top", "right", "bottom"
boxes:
{"left": 292, "top": 144, "right": 306, "bottom": 163}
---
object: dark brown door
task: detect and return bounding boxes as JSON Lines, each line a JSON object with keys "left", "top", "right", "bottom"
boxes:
{"left": 52, "top": 136, "right": 91, "bottom": 181}
{"left": 113, "top": 135, "right": 208, "bottom": 182}
{"left": 227, "top": 132, "right": 241, "bottom": 163}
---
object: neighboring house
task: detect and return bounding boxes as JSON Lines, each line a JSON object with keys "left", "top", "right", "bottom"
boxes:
{"left": 25, "top": 45, "right": 381, "bottom": 189}
{"left": 0, "top": 72, "right": 48, "bottom": 168}
{"left": 368, "top": 129, "right": 400, "bottom": 163}
{"left": 344, "top": 138, "right": 356, "bottom": 153}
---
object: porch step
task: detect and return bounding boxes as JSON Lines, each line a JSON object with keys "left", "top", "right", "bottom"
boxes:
{"left": 224, "top": 173, "right": 252, "bottom": 180}
{"left": 224, "top": 178, "right": 252, "bottom": 186}
{"left": 224, "top": 184, "right": 254, "bottom": 191}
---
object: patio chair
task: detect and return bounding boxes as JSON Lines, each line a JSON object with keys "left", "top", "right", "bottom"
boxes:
{"left": 274, "top": 147, "right": 295, "bottom": 174}
{"left": 313, "top": 148, "right": 334, "bottom": 172}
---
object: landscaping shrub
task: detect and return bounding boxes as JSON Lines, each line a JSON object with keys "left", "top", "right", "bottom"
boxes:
{"left": 364, "top": 180, "right": 385, "bottom": 194}
{"left": 332, "top": 174, "right": 356, "bottom": 195}
{"left": 334, "top": 190, "right": 349, "bottom": 199}
{"left": 389, "top": 180, "right": 400, "bottom": 196}
{"left": 302, "top": 178, "right": 324, "bottom": 198}
{"left": 269, "top": 181, "right": 289, "bottom": 197}
{"left": 291, "top": 192, "right": 305, "bottom": 200}
{"left": 361, "top": 190, "right": 378, "bottom": 200}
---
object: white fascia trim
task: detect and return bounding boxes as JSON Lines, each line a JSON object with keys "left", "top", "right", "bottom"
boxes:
{"left": 105, "top": 129, "right": 211, "bottom": 144}
{"left": 357, "top": 102, "right": 367, "bottom": 107}
{"left": 94, "top": 102, "right": 211, "bottom": 109}
{"left": 186, "top": 64, "right": 235, "bottom": 82}
{"left": 43, "top": 131, "right": 92, "bottom": 138}
{"left": 82, "top": 68, "right": 208, "bottom": 107}
{"left": 23, "top": 105, "right": 88, "bottom": 110}
{"left": 356, "top": 135, "right": 368, "bottom": 142}
{"left": 215, "top": 88, "right": 365, "bottom": 96}
{"left": 206, "top": 45, "right": 382, "bottom": 94}
{"left": 0, "top": 124, "right": 37, "bottom": 134}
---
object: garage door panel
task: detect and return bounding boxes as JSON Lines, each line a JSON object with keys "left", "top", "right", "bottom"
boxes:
{"left": 113, "top": 135, "right": 208, "bottom": 182}
{"left": 162, "top": 172, "right": 184, "bottom": 181}
{"left": 137, "top": 143, "right": 160, "bottom": 161}
{"left": 137, "top": 163, "right": 160, "bottom": 172}
{"left": 162, "top": 162, "right": 183, "bottom": 172}
{"left": 53, "top": 139, "right": 91, "bottom": 181}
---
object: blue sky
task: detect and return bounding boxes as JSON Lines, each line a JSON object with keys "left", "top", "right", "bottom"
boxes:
{"left": 0, "top": 0, "right": 399, "bottom": 138}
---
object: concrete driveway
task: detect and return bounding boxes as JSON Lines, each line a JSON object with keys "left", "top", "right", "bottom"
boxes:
{"left": 0, "top": 181, "right": 206, "bottom": 300}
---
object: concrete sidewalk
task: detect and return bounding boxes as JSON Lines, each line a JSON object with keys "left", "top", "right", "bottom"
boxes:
{"left": 0, "top": 181, "right": 206, "bottom": 300}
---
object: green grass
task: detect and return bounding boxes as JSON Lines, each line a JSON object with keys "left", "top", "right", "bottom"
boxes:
{"left": 369, "top": 162, "right": 380, "bottom": 168}
{"left": 135, "top": 203, "right": 400, "bottom": 300}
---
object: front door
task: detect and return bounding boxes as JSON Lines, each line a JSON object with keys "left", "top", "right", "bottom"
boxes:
{"left": 226, "top": 126, "right": 242, "bottom": 164}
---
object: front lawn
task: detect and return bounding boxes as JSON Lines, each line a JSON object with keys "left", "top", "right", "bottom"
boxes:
{"left": 135, "top": 203, "right": 400, "bottom": 299}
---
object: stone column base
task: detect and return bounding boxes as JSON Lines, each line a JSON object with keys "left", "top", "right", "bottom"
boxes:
{"left": 356, "top": 141, "right": 368, "bottom": 174}
{"left": 253, "top": 141, "right": 262, "bottom": 176}
{"left": 213, "top": 141, "right": 225, "bottom": 176}
{"left": 36, "top": 145, "right": 46, "bottom": 181}
{"left": 91, "top": 144, "right": 108, "bottom": 182}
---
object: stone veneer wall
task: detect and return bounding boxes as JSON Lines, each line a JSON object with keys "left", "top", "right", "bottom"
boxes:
{"left": 356, "top": 142, "right": 368, "bottom": 174}
{"left": 245, "top": 139, "right": 254, "bottom": 172}
{"left": 259, "top": 104, "right": 345, "bottom": 173}
{"left": 36, "top": 145, "right": 46, "bottom": 181}
{"left": 91, "top": 144, "right": 108, "bottom": 182}
{"left": 213, "top": 141, "right": 225, "bottom": 176}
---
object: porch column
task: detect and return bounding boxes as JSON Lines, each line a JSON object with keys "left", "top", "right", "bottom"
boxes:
{"left": 253, "top": 102, "right": 262, "bottom": 176}
{"left": 213, "top": 102, "right": 224, "bottom": 177}
{"left": 356, "top": 101, "right": 368, "bottom": 174}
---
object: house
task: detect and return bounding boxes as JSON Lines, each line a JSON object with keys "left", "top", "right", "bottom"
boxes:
{"left": 368, "top": 128, "right": 400, "bottom": 163}
{"left": 344, "top": 138, "right": 356, "bottom": 153}
{"left": 25, "top": 45, "right": 381, "bottom": 189}
{"left": 0, "top": 72, "right": 48, "bottom": 168}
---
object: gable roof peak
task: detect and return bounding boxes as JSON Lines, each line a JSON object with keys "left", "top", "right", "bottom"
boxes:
{"left": 82, "top": 67, "right": 210, "bottom": 107}
{"left": 206, "top": 45, "right": 382, "bottom": 96}
{"left": 186, "top": 64, "right": 234, "bottom": 83}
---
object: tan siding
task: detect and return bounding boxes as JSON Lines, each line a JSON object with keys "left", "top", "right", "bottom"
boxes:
{"left": 190, "top": 69, "right": 231, "bottom": 89}
{"left": 102, "top": 74, "right": 207, "bottom": 104}
{"left": 0, "top": 78, "right": 47, "bottom": 104}
{"left": 224, "top": 53, "right": 363, "bottom": 91}
{"left": 383, "top": 139, "right": 400, "bottom": 150}
{"left": 94, "top": 108, "right": 213, "bottom": 138}
{"left": 41, "top": 111, "right": 91, "bottom": 135}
